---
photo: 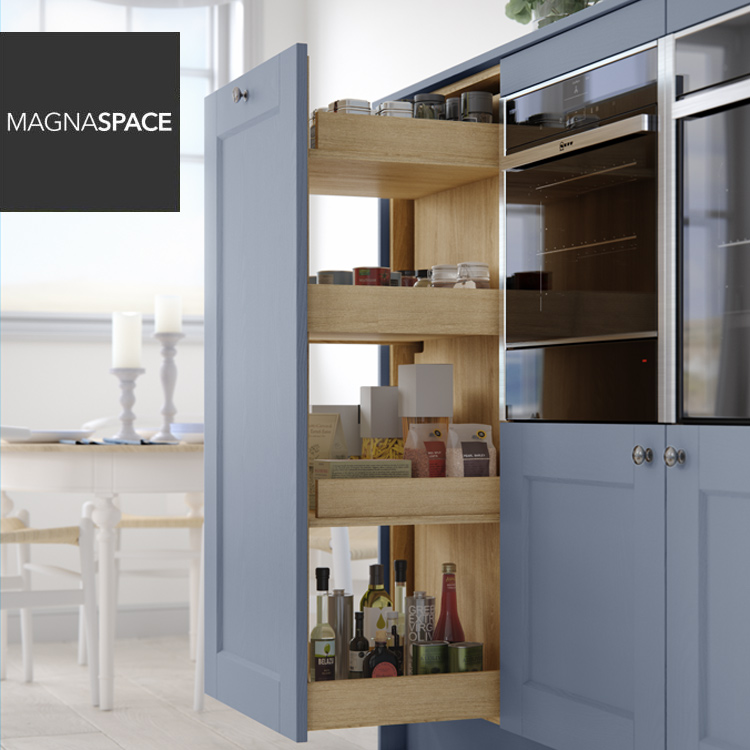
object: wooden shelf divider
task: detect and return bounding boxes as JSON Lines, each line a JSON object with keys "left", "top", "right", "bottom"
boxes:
{"left": 308, "top": 285, "right": 501, "bottom": 344}
{"left": 311, "top": 476, "right": 499, "bottom": 527}
{"left": 309, "top": 111, "right": 500, "bottom": 199}
{"left": 308, "top": 670, "right": 499, "bottom": 730}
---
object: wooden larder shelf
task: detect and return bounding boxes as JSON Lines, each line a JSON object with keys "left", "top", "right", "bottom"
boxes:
{"left": 308, "top": 285, "right": 501, "bottom": 343}
{"left": 308, "top": 670, "right": 499, "bottom": 730}
{"left": 309, "top": 111, "right": 500, "bottom": 199}
{"left": 311, "top": 477, "right": 500, "bottom": 527}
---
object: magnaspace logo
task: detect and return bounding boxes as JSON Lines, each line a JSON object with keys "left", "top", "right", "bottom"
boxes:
{"left": 6, "top": 111, "right": 174, "bottom": 133}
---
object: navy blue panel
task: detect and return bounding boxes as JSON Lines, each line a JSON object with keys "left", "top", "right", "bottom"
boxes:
{"left": 500, "top": 0, "right": 665, "bottom": 96}
{"left": 377, "top": 0, "right": 646, "bottom": 103}
{"left": 667, "top": 0, "right": 750, "bottom": 33}
{"left": 204, "top": 44, "right": 308, "bottom": 742}
{"left": 380, "top": 724, "right": 408, "bottom": 750}
{"left": 501, "top": 422, "right": 666, "bottom": 750}
{"left": 404, "top": 720, "right": 553, "bottom": 749}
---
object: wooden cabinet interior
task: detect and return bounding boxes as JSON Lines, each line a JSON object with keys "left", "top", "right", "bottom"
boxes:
{"left": 307, "top": 64, "right": 501, "bottom": 729}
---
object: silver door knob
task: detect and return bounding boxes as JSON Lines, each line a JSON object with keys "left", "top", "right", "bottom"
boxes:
{"left": 664, "top": 446, "right": 686, "bottom": 467}
{"left": 632, "top": 445, "right": 653, "bottom": 465}
{"left": 232, "top": 87, "right": 248, "bottom": 103}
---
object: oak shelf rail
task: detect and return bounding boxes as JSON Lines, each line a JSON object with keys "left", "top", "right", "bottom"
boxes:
{"left": 311, "top": 476, "right": 500, "bottom": 527}
{"left": 308, "top": 670, "right": 500, "bottom": 730}
{"left": 309, "top": 111, "right": 500, "bottom": 199}
{"left": 308, "top": 285, "right": 501, "bottom": 344}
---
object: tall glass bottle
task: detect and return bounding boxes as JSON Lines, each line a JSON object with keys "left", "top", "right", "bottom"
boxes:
{"left": 394, "top": 559, "right": 407, "bottom": 641}
{"left": 433, "top": 562, "right": 465, "bottom": 643}
{"left": 360, "top": 563, "right": 393, "bottom": 645}
{"left": 348, "top": 611, "right": 369, "bottom": 679}
{"left": 309, "top": 567, "right": 336, "bottom": 682}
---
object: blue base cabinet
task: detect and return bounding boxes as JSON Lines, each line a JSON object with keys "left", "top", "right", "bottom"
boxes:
{"left": 500, "top": 423, "right": 666, "bottom": 750}
{"left": 666, "top": 426, "right": 750, "bottom": 750}
{"left": 500, "top": 422, "right": 750, "bottom": 750}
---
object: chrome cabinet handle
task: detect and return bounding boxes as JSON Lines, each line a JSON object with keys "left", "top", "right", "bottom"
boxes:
{"left": 664, "top": 446, "right": 686, "bottom": 467}
{"left": 632, "top": 445, "right": 653, "bottom": 465}
{"left": 232, "top": 87, "right": 248, "bottom": 103}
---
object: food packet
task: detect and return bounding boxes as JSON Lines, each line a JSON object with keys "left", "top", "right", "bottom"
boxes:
{"left": 404, "top": 423, "right": 448, "bottom": 478}
{"left": 446, "top": 424, "right": 497, "bottom": 477}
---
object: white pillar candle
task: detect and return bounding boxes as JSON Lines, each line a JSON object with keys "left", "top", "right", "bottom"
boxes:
{"left": 154, "top": 295, "right": 182, "bottom": 334}
{"left": 112, "top": 312, "right": 143, "bottom": 369}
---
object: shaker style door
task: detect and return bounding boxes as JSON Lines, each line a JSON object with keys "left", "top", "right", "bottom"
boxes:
{"left": 667, "top": 425, "right": 750, "bottom": 750}
{"left": 204, "top": 45, "right": 309, "bottom": 742}
{"left": 501, "top": 422, "right": 665, "bottom": 750}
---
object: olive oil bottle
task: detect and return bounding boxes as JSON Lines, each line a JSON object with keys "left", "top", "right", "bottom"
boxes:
{"left": 309, "top": 567, "right": 336, "bottom": 681}
{"left": 360, "top": 564, "right": 393, "bottom": 645}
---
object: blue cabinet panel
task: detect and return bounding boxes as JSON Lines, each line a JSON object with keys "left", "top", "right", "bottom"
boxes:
{"left": 500, "top": 0, "right": 665, "bottom": 96}
{"left": 666, "top": 425, "right": 750, "bottom": 750}
{"left": 204, "top": 44, "right": 309, "bottom": 742}
{"left": 500, "top": 423, "right": 665, "bottom": 750}
{"left": 667, "top": 0, "right": 749, "bottom": 33}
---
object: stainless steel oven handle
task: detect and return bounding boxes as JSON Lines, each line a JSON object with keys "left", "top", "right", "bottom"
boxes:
{"left": 502, "top": 113, "right": 656, "bottom": 171}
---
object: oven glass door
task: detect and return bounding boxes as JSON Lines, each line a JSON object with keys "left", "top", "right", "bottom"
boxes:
{"left": 506, "top": 126, "right": 658, "bottom": 347}
{"left": 681, "top": 99, "right": 750, "bottom": 420}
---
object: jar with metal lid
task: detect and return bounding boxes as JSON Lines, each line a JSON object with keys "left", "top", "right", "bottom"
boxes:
{"left": 375, "top": 100, "right": 413, "bottom": 118}
{"left": 455, "top": 262, "right": 490, "bottom": 288}
{"left": 399, "top": 270, "right": 418, "bottom": 287}
{"left": 460, "top": 91, "right": 493, "bottom": 123}
{"left": 446, "top": 97, "right": 460, "bottom": 121}
{"left": 431, "top": 264, "right": 459, "bottom": 288}
{"left": 328, "top": 98, "right": 372, "bottom": 115}
{"left": 413, "top": 269, "right": 431, "bottom": 288}
{"left": 414, "top": 93, "right": 446, "bottom": 120}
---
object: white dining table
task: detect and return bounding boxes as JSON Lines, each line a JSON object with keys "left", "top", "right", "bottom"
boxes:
{"left": 0, "top": 442, "right": 204, "bottom": 710}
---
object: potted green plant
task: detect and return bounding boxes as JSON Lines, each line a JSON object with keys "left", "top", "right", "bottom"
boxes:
{"left": 506, "top": 0, "right": 602, "bottom": 27}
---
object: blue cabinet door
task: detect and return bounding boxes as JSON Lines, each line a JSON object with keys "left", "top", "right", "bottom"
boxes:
{"left": 666, "top": 425, "right": 750, "bottom": 750}
{"left": 500, "top": 422, "right": 665, "bottom": 750}
{"left": 204, "top": 44, "right": 309, "bottom": 742}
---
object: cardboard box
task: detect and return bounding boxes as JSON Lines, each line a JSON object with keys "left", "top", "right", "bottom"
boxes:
{"left": 360, "top": 386, "right": 400, "bottom": 438}
{"left": 308, "top": 414, "right": 348, "bottom": 509}
{"left": 313, "top": 458, "right": 412, "bottom": 481}
{"left": 398, "top": 364, "right": 454, "bottom": 418}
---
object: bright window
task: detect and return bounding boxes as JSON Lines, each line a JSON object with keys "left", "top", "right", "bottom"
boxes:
{"left": 0, "top": 0, "right": 244, "bottom": 316}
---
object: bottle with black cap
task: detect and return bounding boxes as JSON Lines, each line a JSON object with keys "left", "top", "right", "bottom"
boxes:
{"left": 309, "top": 567, "right": 336, "bottom": 682}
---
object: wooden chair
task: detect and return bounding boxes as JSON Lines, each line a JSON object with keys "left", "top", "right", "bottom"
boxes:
{"left": 0, "top": 504, "right": 99, "bottom": 706}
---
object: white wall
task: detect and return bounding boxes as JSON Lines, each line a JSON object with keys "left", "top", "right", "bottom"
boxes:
{"left": 304, "top": 1, "right": 528, "bottom": 405}
{"left": 0, "top": 1, "right": 531, "bottom": 637}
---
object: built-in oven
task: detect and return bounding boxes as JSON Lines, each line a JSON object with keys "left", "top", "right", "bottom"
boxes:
{"left": 503, "top": 47, "right": 659, "bottom": 421}
{"left": 674, "top": 8, "right": 750, "bottom": 422}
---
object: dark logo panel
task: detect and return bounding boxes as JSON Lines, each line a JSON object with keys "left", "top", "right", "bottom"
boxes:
{"left": 0, "top": 32, "right": 180, "bottom": 211}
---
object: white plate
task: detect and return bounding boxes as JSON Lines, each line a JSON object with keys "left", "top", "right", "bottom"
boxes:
{"left": 1, "top": 427, "right": 95, "bottom": 443}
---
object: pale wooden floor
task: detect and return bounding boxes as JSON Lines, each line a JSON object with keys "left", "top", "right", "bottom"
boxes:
{"left": 1, "top": 636, "right": 378, "bottom": 750}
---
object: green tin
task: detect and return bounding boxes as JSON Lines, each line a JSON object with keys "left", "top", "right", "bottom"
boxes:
{"left": 412, "top": 640, "right": 449, "bottom": 675}
{"left": 448, "top": 642, "right": 483, "bottom": 672}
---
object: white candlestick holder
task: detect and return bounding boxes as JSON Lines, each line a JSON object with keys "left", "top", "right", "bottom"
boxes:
{"left": 152, "top": 332, "right": 185, "bottom": 443}
{"left": 109, "top": 367, "right": 146, "bottom": 442}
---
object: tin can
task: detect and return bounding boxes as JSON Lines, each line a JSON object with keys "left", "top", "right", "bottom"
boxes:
{"left": 354, "top": 267, "right": 390, "bottom": 286}
{"left": 405, "top": 591, "right": 435, "bottom": 675}
{"left": 318, "top": 270, "right": 353, "bottom": 285}
{"left": 448, "top": 642, "right": 484, "bottom": 672}
{"left": 412, "top": 641, "right": 449, "bottom": 675}
{"left": 327, "top": 589, "right": 353, "bottom": 680}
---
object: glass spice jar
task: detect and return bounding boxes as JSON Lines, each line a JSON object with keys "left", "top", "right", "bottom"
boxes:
{"left": 455, "top": 262, "right": 490, "bottom": 288}
{"left": 460, "top": 91, "right": 493, "bottom": 123}
{"left": 413, "top": 269, "right": 431, "bottom": 288}
{"left": 431, "top": 265, "right": 459, "bottom": 288}
{"left": 414, "top": 93, "right": 446, "bottom": 120}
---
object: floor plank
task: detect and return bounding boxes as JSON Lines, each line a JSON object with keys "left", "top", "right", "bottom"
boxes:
{"left": 1, "top": 637, "right": 378, "bottom": 750}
